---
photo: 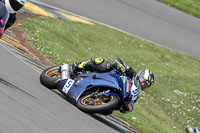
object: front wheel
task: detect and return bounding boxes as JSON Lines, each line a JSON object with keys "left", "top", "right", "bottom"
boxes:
{"left": 77, "top": 93, "right": 119, "bottom": 114}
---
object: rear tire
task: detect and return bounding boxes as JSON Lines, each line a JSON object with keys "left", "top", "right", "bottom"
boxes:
{"left": 40, "top": 66, "right": 61, "bottom": 89}
{"left": 77, "top": 94, "right": 119, "bottom": 114}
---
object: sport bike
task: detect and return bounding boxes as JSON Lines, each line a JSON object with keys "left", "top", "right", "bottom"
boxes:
{"left": 40, "top": 64, "right": 134, "bottom": 115}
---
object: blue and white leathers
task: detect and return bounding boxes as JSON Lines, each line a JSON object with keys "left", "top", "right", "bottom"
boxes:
{"left": 131, "top": 78, "right": 142, "bottom": 101}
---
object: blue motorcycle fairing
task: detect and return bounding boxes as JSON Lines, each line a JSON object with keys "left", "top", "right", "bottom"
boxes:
{"left": 57, "top": 70, "right": 132, "bottom": 104}
{"left": 120, "top": 76, "right": 132, "bottom": 98}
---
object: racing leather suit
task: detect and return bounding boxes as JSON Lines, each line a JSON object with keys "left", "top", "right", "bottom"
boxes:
{"left": 72, "top": 58, "right": 136, "bottom": 79}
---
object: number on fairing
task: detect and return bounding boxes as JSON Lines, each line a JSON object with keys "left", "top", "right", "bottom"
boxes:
{"left": 132, "top": 89, "right": 138, "bottom": 95}
{"left": 131, "top": 85, "right": 139, "bottom": 96}
{"left": 62, "top": 79, "right": 74, "bottom": 94}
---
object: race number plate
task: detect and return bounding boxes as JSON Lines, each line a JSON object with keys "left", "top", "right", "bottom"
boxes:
{"left": 131, "top": 84, "right": 139, "bottom": 101}
{"left": 62, "top": 79, "right": 74, "bottom": 94}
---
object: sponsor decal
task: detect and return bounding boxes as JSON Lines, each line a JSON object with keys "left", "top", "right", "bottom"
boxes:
{"left": 62, "top": 79, "right": 74, "bottom": 94}
{"left": 126, "top": 79, "right": 130, "bottom": 93}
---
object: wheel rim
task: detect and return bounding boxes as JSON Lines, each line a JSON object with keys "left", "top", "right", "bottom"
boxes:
{"left": 45, "top": 67, "right": 61, "bottom": 78}
{"left": 81, "top": 95, "right": 114, "bottom": 106}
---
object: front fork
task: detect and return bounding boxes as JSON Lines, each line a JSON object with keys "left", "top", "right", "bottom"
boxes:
{"left": 90, "top": 90, "right": 120, "bottom": 101}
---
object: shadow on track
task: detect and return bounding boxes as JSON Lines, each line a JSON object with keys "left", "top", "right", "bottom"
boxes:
{"left": 51, "top": 89, "right": 133, "bottom": 133}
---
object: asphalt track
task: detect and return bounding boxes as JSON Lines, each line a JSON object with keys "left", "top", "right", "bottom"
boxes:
{"left": 33, "top": 0, "right": 200, "bottom": 57}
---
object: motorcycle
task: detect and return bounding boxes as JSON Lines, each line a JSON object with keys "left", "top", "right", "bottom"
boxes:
{"left": 186, "top": 125, "right": 200, "bottom": 133}
{"left": 40, "top": 64, "right": 134, "bottom": 115}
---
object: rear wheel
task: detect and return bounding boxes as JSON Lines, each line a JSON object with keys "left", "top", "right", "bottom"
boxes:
{"left": 77, "top": 92, "right": 119, "bottom": 114}
{"left": 40, "top": 66, "right": 61, "bottom": 89}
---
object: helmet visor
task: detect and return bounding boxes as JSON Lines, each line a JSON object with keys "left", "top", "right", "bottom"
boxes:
{"left": 139, "top": 78, "right": 150, "bottom": 89}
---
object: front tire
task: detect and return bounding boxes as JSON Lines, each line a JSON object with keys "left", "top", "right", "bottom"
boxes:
{"left": 40, "top": 66, "right": 61, "bottom": 89}
{"left": 77, "top": 94, "right": 119, "bottom": 114}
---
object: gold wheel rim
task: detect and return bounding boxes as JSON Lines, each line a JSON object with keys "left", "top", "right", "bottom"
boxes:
{"left": 45, "top": 67, "right": 61, "bottom": 78}
{"left": 81, "top": 95, "right": 114, "bottom": 106}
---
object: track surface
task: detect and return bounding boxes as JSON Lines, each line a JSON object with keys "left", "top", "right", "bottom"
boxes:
{"left": 35, "top": 0, "right": 200, "bottom": 57}
{"left": 0, "top": 43, "right": 129, "bottom": 133}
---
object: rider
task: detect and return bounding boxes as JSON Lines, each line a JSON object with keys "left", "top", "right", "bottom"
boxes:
{"left": 0, "top": 1, "right": 9, "bottom": 38}
{"left": 0, "top": 0, "right": 26, "bottom": 31}
{"left": 72, "top": 58, "right": 155, "bottom": 112}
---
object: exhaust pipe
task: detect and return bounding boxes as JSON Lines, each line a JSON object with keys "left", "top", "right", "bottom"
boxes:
{"left": 61, "top": 64, "right": 70, "bottom": 80}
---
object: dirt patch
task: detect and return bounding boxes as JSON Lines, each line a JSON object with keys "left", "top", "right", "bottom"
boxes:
{"left": 9, "top": 12, "right": 55, "bottom": 67}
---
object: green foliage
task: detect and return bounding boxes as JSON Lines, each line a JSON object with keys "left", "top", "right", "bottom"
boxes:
{"left": 157, "top": 0, "right": 200, "bottom": 18}
{"left": 22, "top": 17, "right": 200, "bottom": 133}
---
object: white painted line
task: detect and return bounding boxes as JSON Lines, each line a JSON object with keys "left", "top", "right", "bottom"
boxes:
{"left": 0, "top": 43, "right": 41, "bottom": 74}
{"left": 29, "top": 0, "right": 174, "bottom": 51}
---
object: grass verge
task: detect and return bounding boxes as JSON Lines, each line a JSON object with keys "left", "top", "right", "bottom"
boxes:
{"left": 22, "top": 16, "right": 200, "bottom": 133}
{"left": 157, "top": 0, "right": 200, "bottom": 18}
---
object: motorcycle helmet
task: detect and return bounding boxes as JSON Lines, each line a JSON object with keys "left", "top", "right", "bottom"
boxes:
{"left": 0, "top": 1, "right": 9, "bottom": 38}
{"left": 136, "top": 69, "right": 154, "bottom": 89}
{"left": 5, "top": 0, "right": 26, "bottom": 14}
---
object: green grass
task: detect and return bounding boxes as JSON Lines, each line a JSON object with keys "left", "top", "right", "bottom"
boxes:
{"left": 157, "top": 0, "right": 200, "bottom": 18}
{"left": 22, "top": 17, "right": 200, "bottom": 133}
